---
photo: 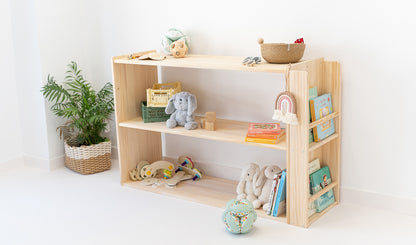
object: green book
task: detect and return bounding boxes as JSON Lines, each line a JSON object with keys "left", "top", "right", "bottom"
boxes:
{"left": 309, "top": 87, "right": 318, "bottom": 143}
{"left": 310, "top": 166, "right": 335, "bottom": 212}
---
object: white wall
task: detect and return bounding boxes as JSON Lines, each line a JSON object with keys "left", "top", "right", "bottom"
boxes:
{"left": 0, "top": 0, "right": 23, "bottom": 164}
{"left": 32, "top": 0, "right": 416, "bottom": 201}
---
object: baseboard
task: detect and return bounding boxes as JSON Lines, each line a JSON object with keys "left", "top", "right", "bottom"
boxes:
{"left": 341, "top": 187, "right": 416, "bottom": 217}
{"left": 0, "top": 156, "right": 24, "bottom": 170}
{"left": 23, "top": 154, "right": 65, "bottom": 170}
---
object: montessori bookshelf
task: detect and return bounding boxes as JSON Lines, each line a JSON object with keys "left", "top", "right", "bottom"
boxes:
{"left": 112, "top": 51, "right": 341, "bottom": 228}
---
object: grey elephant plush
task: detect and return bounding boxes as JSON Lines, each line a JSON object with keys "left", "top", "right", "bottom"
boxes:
{"left": 165, "top": 92, "right": 198, "bottom": 130}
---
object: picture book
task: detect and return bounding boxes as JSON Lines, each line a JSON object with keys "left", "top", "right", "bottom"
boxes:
{"left": 247, "top": 123, "right": 281, "bottom": 135}
{"left": 308, "top": 159, "right": 321, "bottom": 217}
{"left": 309, "top": 87, "right": 318, "bottom": 143}
{"left": 310, "top": 93, "right": 335, "bottom": 142}
{"left": 245, "top": 131, "right": 285, "bottom": 144}
{"left": 266, "top": 172, "right": 282, "bottom": 215}
{"left": 310, "top": 166, "right": 335, "bottom": 213}
{"left": 272, "top": 169, "right": 286, "bottom": 217}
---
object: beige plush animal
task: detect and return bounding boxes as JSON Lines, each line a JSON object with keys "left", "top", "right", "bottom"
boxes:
{"left": 236, "top": 163, "right": 260, "bottom": 202}
{"left": 252, "top": 165, "right": 282, "bottom": 210}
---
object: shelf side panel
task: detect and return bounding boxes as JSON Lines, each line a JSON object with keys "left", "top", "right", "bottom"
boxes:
{"left": 322, "top": 61, "right": 341, "bottom": 203}
{"left": 287, "top": 70, "right": 309, "bottom": 227}
{"left": 112, "top": 62, "right": 161, "bottom": 183}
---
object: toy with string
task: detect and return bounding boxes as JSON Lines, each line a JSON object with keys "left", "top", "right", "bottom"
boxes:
{"left": 272, "top": 64, "right": 299, "bottom": 125}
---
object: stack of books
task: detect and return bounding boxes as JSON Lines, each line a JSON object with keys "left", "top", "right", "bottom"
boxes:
{"left": 266, "top": 169, "right": 287, "bottom": 217}
{"left": 244, "top": 123, "right": 285, "bottom": 144}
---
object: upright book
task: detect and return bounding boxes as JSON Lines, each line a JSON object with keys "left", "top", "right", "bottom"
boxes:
{"left": 310, "top": 166, "right": 335, "bottom": 212}
{"left": 309, "top": 87, "right": 318, "bottom": 143}
{"left": 272, "top": 169, "right": 286, "bottom": 217}
{"left": 308, "top": 158, "right": 321, "bottom": 217}
{"left": 310, "top": 93, "right": 335, "bottom": 142}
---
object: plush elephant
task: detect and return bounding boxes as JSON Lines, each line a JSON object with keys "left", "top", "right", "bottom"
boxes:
{"left": 222, "top": 199, "right": 257, "bottom": 234}
{"left": 252, "top": 165, "right": 282, "bottom": 210}
{"left": 165, "top": 92, "right": 198, "bottom": 130}
{"left": 236, "top": 163, "right": 260, "bottom": 202}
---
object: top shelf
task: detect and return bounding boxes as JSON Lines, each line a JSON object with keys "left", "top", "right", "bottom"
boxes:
{"left": 113, "top": 54, "right": 311, "bottom": 74}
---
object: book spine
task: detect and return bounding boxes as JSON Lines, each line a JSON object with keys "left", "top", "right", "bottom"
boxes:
{"left": 310, "top": 99, "right": 319, "bottom": 142}
{"left": 270, "top": 174, "right": 282, "bottom": 214}
{"left": 245, "top": 137, "right": 277, "bottom": 144}
{"left": 273, "top": 170, "right": 286, "bottom": 217}
{"left": 266, "top": 174, "right": 279, "bottom": 215}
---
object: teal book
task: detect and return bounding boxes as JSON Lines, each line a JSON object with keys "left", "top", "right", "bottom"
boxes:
{"left": 309, "top": 87, "right": 318, "bottom": 143}
{"left": 310, "top": 166, "right": 335, "bottom": 212}
{"left": 272, "top": 169, "right": 286, "bottom": 217}
{"left": 310, "top": 93, "right": 335, "bottom": 142}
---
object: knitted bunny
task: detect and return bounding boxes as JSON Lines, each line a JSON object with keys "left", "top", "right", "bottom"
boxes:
{"left": 165, "top": 92, "right": 198, "bottom": 130}
{"left": 236, "top": 163, "right": 260, "bottom": 202}
{"left": 252, "top": 165, "right": 282, "bottom": 210}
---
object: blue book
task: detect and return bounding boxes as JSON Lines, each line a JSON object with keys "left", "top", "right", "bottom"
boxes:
{"left": 310, "top": 93, "right": 335, "bottom": 142}
{"left": 272, "top": 170, "right": 286, "bottom": 217}
{"left": 310, "top": 166, "right": 335, "bottom": 212}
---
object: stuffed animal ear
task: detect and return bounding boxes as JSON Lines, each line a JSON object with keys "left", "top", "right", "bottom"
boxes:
{"left": 187, "top": 94, "right": 197, "bottom": 116}
{"left": 165, "top": 94, "right": 177, "bottom": 114}
{"left": 255, "top": 166, "right": 267, "bottom": 188}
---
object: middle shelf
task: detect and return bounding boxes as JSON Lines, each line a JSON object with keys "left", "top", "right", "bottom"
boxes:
{"left": 119, "top": 116, "right": 287, "bottom": 151}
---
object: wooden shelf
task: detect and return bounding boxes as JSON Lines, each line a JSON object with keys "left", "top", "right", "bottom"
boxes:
{"left": 308, "top": 181, "right": 338, "bottom": 204}
{"left": 124, "top": 175, "right": 287, "bottom": 223}
{"left": 119, "top": 117, "right": 287, "bottom": 151}
{"left": 309, "top": 112, "right": 339, "bottom": 129}
{"left": 309, "top": 133, "right": 339, "bottom": 152}
{"left": 114, "top": 54, "right": 311, "bottom": 74}
{"left": 307, "top": 201, "right": 338, "bottom": 227}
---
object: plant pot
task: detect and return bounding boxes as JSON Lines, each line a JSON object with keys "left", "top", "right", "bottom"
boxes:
{"left": 64, "top": 140, "right": 111, "bottom": 175}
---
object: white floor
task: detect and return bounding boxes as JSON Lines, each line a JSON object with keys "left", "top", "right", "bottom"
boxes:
{"left": 1, "top": 161, "right": 415, "bottom": 245}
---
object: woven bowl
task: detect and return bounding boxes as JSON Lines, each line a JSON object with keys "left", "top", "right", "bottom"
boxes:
{"left": 258, "top": 38, "right": 305, "bottom": 64}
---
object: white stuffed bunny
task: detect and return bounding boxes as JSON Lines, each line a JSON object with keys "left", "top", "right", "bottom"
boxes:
{"left": 236, "top": 163, "right": 260, "bottom": 202}
{"left": 252, "top": 165, "right": 282, "bottom": 210}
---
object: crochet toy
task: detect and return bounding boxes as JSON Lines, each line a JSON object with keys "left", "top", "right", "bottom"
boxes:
{"left": 165, "top": 92, "right": 198, "bottom": 130}
{"left": 222, "top": 199, "right": 257, "bottom": 234}
{"left": 170, "top": 40, "right": 188, "bottom": 58}
{"left": 252, "top": 165, "right": 282, "bottom": 210}
{"left": 236, "top": 163, "right": 260, "bottom": 202}
{"left": 161, "top": 28, "right": 190, "bottom": 54}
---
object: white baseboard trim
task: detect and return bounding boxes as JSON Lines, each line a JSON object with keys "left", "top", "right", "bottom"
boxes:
{"left": 341, "top": 187, "right": 416, "bottom": 217}
{"left": 23, "top": 154, "right": 65, "bottom": 170}
{"left": 0, "top": 156, "right": 24, "bottom": 170}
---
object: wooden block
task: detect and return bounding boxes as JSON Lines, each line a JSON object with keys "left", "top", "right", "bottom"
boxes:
{"left": 205, "top": 112, "right": 216, "bottom": 122}
{"left": 205, "top": 121, "right": 216, "bottom": 131}
{"left": 200, "top": 119, "right": 206, "bottom": 129}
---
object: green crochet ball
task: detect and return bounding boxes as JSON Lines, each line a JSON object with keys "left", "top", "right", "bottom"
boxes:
{"left": 222, "top": 199, "right": 257, "bottom": 234}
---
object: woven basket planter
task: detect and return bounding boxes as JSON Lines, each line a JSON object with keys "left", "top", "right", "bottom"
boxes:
{"left": 64, "top": 140, "right": 111, "bottom": 175}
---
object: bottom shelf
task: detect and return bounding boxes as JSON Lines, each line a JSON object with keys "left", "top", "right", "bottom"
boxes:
{"left": 124, "top": 175, "right": 287, "bottom": 223}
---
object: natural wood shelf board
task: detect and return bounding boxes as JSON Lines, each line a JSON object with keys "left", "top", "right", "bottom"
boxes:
{"left": 308, "top": 181, "right": 338, "bottom": 204}
{"left": 307, "top": 201, "right": 338, "bottom": 226}
{"left": 119, "top": 117, "right": 287, "bottom": 151}
{"left": 114, "top": 54, "right": 311, "bottom": 74}
{"left": 124, "top": 175, "right": 286, "bottom": 223}
{"left": 309, "top": 112, "right": 339, "bottom": 129}
{"left": 308, "top": 133, "right": 339, "bottom": 152}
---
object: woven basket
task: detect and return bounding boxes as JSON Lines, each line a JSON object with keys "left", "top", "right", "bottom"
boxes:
{"left": 64, "top": 140, "right": 111, "bottom": 175}
{"left": 258, "top": 39, "right": 305, "bottom": 64}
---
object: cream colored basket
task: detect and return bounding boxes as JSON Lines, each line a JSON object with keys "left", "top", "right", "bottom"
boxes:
{"left": 64, "top": 140, "right": 111, "bottom": 175}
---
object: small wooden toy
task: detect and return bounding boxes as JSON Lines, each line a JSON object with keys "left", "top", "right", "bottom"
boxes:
{"left": 200, "top": 112, "right": 216, "bottom": 131}
{"left": 129, "top": 52, "right": 166, "bottom": 61}
{"left": 170, "top": 40, "right": 188, "bottom": 58}
{"left": 165, "top": 171, "right": 193, "bottom": 187}
{"left": 178, "top": 155, "right": 195, "bottom": 169}
{"left": 176, "top": 165, "right": 202, "bottom": 181}
{"left": 129, "top": 160, "right": 174, "bottom": 181}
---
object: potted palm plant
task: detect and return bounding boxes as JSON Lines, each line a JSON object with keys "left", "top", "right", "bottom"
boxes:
{"left": 41, "top": 61, "right": 114, "bottom": 174}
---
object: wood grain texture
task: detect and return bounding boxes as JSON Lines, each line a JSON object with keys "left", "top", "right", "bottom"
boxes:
{"left": 125, "top": 175, "right": 287, "bottom": 223}
{"left": 114, "top": 54, "right": 313, "bottom": 74}
{"left": 286, "top": 70, "right": 309, "bottom": 227}
{"left": 119, "top": 117, "right": 287, "bottom": 151}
